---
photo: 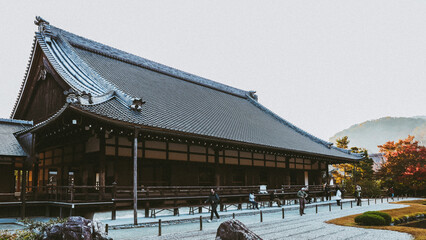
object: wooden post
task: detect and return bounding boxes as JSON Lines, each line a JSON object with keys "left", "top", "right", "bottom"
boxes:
{"left": 99, "top": 131, "right": 106, "bottom": 200}
{"left": 105, "top": 224, "right": 109, "bottom": 234}
{"left": 233, "top": 213, "right": 235, "bottom": 219}
{"left": 145, "top": 202, "right": 150, "bottom": 218}
{"left": 45, "top": 205, "right": 50, "bottom": 217}
{"left": 315, "top": 204, "right": 318, "bottom": 213}
{"left": 282, "top": 207, "right": 284, "bottom": 219}
{"left": 133, "top": 128, "right": 139, "bottom": 225}
{"left": 21, "top": 169, "right": 26, "bottom": 219}
{"left": 111, "top": 182, "right": 117, "bottom": 220}
{"left": 200, "top": 216, "right": 202, "bottom": 231}
{"left": 70, "top": 204, "right": 74, "bottom": 216}
{"left": 340, "top": 202, "right": 342, "bottom": 210}
{"left": 351, "top": 201, "right": 353, "bottom": 208}
{"left": 325, "top": 161, "right": 330, "bottom": 184}
{"left": 158, "top": 219, "right": 162, "bottom": 236}
{"left": 21, "top": 133, "right": 36, "bottom": 219}
{"left": 70, "top": 183, "right": 74, "bottom": 203}
{"left": 329, "top": 203, "right": 331, "bottom": 211}
{"left": 260, "top": 210, "right": 263, "bottom": 222}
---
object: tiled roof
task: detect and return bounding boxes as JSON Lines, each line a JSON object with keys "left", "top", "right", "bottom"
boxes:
{"left": 0, "top": 119, "right": 33, "bottom": 156}
{"left": 21, "top": 18, "right": 361, "bottom": 160}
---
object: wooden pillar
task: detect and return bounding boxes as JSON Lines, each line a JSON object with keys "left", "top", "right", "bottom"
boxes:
{"left": 82, "top": 165, "right": 88, "bottom": 200}
{"left": 285, "top": 156, "right": 291, "bottom": 185}
{"left": 20, "top": 168, "right": 26, "bottom": 219}
{"left": 111, "top": 182, "right": 117, "bottom": 220}
{"left": 304, "top": 171, "right": 309, "bottom": 186}
{"left": 21, "top": 133, "right": 36, "bottom": 218}
{"left": 326, "top": 161, "right": 330, "bottom": 184}
{"left": 99, "top": 131, "right": 106, "bottom": 200}
{"left": 214, "top": 149, "right": 220, "bottom": 186}
{"left": 133, "top": 128, "right": 139, "bottom": 225}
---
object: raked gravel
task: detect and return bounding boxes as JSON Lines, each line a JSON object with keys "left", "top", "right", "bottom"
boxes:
{"left": 108, "top": 198, "right": 416, "bottom": 240}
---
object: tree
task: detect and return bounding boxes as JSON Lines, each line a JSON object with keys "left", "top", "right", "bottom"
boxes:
{"left": 331, "top": 137, "right": 379, "bottom": 196}
{"left": 336, "top": 136, "right": 350, "bottom": 149}
{"left": 378, "top": 135, "right": 426, "bottom": 196}
{"left": 332, "top": 137, "right": 354, "bottom": 185}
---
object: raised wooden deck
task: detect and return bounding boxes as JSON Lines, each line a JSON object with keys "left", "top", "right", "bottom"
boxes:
{"left": 0, "top": 184, "right": 333, "bottom": 219}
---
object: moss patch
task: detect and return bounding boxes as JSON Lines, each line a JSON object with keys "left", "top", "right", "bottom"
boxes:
{"left": 326, "top": 200, "right": 426, "bottom": 240}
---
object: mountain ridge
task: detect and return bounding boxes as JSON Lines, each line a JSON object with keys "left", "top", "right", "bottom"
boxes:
{"left": 329, "top": 116, "right": 426, "bottom": 153}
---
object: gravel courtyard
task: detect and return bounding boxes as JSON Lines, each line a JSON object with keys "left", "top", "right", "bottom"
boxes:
{"left": 107, "top": 199, "right": 415, "bottom": 240}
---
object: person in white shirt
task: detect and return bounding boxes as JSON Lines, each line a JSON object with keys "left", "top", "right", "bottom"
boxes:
{"left": 335, "top": 187, "right": 342, "bottom": 206}
{"left": 249, "top": 192, "right": 259, "bottom": 209}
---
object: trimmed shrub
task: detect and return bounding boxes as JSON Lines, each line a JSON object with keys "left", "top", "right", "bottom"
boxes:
{"left": 355, "top": 214, "right": 386, "bottom": 226}
{"left": 364, "top": 211, "right": 392, "bottom": 225}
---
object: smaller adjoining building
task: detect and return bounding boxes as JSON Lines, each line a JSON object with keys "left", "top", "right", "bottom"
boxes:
{"left": 0, "top": 119, "right": 33, "bottom": 201}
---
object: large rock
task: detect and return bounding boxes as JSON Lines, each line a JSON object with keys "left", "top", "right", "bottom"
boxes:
{"left": 216, "top": 219, "right": 262, "bottom": 240}
{"left": 44, "top": 216, "right": 112, "bottom": 240}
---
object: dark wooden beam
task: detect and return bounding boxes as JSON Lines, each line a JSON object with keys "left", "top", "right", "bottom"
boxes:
{"left": 133, "top": 128, "right": 139, "bottom": 225}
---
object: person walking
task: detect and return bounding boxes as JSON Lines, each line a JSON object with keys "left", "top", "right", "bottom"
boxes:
{"left": 249, "top": 192, "right": 259, "bottom": 209}
{"left": 389, "top": 187, "right": 394, "bottom": 200}
{"left": 297, "top": 187, "right": 308, "bottom": 216}
{"left": 355, "top": 185, "right": 362, "bottom": 206}
{"left": 324, "top": 183, "right": 330, "bottom": 201}
{"left": 204, "top": 189, "right": 220, "bottom": 222}
{"left": 335, "top": 187, "right": 342, "bottom": 206}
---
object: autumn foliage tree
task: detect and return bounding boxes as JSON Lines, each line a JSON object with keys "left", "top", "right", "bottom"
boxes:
{"left": 331, "top": 136, "right": 379, "bottom": 196}
{"left": 378, "top": 135, "right": 426, "bottom": 196}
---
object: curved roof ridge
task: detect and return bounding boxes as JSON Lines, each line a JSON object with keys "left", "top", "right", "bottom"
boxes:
{"left": 0, "top": 118, "right": 33, "bottom": 125}
{"left": 52, "top": 36, "right": 137, "bottom": 106}
{"left": 14, "top": 103, "right": 70, "bottom": 136}
{"left": 49, "top": 25, "right": 249, "bottom": 98}
{"left": 11, "top": 37, "right": 38, "bottom": 118}
{"left": 246, "top": 95, "right": 362, "bottom": 159}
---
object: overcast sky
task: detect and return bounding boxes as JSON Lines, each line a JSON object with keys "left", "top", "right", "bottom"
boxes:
{"left": 0, "top": 0, "right": 425, "bottom": 140}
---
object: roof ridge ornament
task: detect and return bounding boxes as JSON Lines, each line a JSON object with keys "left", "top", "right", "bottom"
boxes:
{"left": 64, "top": 89, "right": 80, "bottom": 104}
{"left": 248, "top": 91, "right": 258, "bottom": 101}
{"left": 34, "top": 16, "right": 54, "bottom": 42}
{"left": 130, "top": 98, "right": 146, "bottom": 111}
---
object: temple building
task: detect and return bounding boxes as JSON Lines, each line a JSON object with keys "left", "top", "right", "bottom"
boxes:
{"left": 1, "top": 17, "right": 362, "bottom": 218}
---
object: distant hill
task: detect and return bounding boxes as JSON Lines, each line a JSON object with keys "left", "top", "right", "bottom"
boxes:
{"left": 329, "top": 116, "right": 426, "bottom": 153}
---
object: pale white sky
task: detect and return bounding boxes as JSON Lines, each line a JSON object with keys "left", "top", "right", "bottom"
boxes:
{"left": 0, "top": 0, "right": 425, "bottom": 140}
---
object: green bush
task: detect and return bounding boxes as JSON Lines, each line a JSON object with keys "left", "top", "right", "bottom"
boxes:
{"left": 364, "top": 211, "right": 392, "bottom": 225}
{"left": 355, "top": 213, "right": 386, "bottom": 226}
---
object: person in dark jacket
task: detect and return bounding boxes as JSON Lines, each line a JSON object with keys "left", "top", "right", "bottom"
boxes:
{"left": 324, "top": 183, "right": 330, "bottom": 201}
{"left": 355, "top": 185, "right": 362, "bottom": 206}
{"left": 297, "top": 187, "right": 308, "bottom": 216}
{"left": 205, "top": 189, "right": 220, "bottom": 222}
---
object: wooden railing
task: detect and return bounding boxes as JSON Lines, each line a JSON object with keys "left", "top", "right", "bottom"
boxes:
{"left": 1, "top": 184, "right": 330, "bottom": 203}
